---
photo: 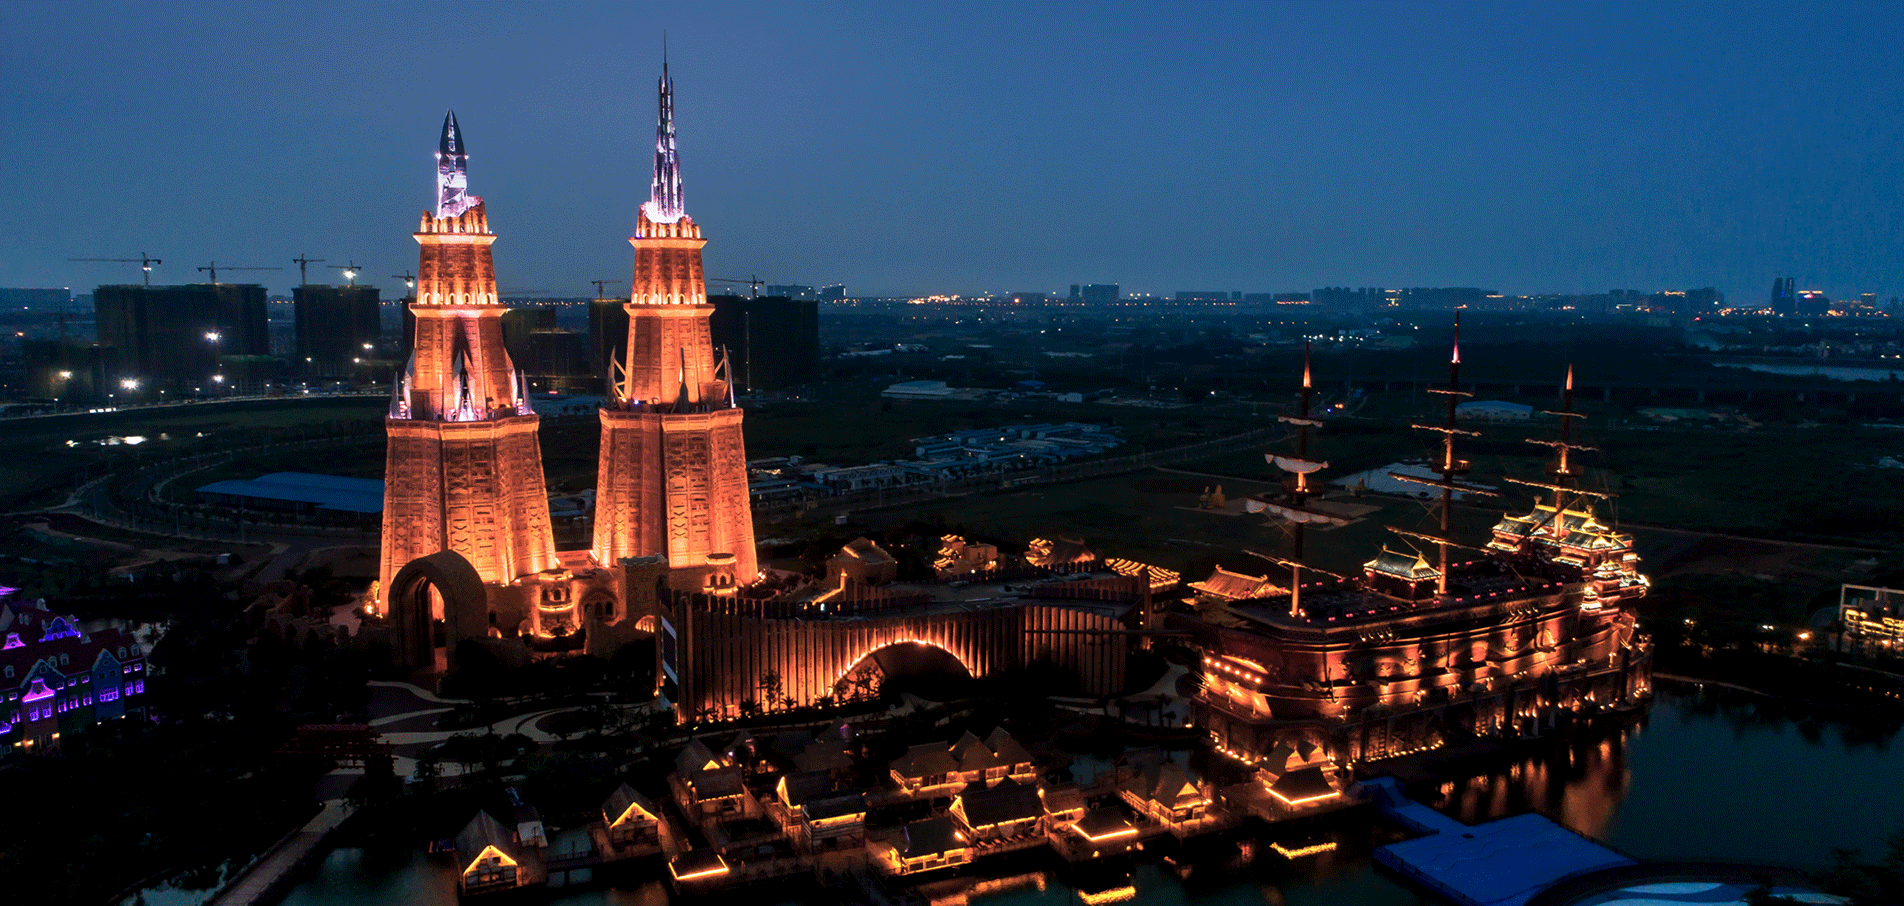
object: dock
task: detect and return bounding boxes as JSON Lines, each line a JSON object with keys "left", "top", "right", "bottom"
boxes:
{"left": 1364, "top": 777, "right": 1634, "bottom": 906}
{"left": 208, "top": 799, "right": 356, "bottom": 906}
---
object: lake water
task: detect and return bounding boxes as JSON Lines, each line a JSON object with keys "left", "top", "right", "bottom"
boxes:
{"left": 1714, "top": 362, "right": 1903, "bottom": 383}
{"left": 275, "top": 687, "right": 1903, "bottom": 906}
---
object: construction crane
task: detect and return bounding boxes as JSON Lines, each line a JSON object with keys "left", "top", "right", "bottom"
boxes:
{"left": 392, "top": 271, "right": 417, "bottom": 296}
{"left": 69, "top": 253, "right": 163, "bottom": 285}
{"left": 710, "top": 276, "right": 764, "bottom": 299}
{"left": 327, "top": 260, "right": 365, "bottom": 285}
{"left": 591, "top": 279, "right": 626, "bottom": 300}
{"left": 198, "top": 262, "right": 283, "bottom": 284}
{"left": 292, "top": 254, "right": 325, "bottom": 285}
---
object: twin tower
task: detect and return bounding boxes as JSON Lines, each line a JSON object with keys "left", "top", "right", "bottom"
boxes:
{"left": 374, "top": 64, "right": 755, "bottom": 668}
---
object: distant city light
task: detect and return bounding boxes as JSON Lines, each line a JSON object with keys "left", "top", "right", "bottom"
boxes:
{"left": 120, "top": 378, "right": 139, "bottom": 390}
{"left": 205, "top": 331, "right": 221, "bottom": 342}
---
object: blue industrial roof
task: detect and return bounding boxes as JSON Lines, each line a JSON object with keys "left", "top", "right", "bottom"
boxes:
{"left": 196, "top": 471, "right": 384, "bottom": 513}
{"left": 1376, "top": 811, "right": 1634, "bottom": 906}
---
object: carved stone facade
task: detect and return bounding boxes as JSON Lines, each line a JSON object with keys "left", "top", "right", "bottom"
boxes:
{"left": 376, "top": 192, "right": 566, "bottom": 666}
{"left": 377, "top": 100, "right": 758, "bottom": 671}
{"left": 593, "top": 206, "right": 757, "bottom": 583}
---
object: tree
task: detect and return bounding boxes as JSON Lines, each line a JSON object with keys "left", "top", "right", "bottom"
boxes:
{"left": 758, "top": 671, "right": 783, "bottom": 712}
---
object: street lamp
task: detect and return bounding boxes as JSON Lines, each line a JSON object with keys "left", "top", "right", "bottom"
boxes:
{"left": 120, "top": 378, "right": 139, "bottom": 391}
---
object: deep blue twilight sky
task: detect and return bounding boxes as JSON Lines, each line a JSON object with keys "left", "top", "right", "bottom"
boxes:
{"left": 3, "top": 1, "right": 1901, "bottom": 301}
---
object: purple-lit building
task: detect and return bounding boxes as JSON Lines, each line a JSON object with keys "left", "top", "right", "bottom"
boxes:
{"left": 0, "top": 594, "right": 147, "bottom": 754}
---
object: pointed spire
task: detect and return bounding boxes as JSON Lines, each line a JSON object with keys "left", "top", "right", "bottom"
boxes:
{"left": 1565, "top": 363, "right": 1574, "bottom": 392}
{"left": 440, "top": 109, "right": 466, "bottom": 157}
{"left": 436, "top": 110, "right": 479, "bottom": 219}
{"left": 1450, "top": 311, "right": 1462, "bottom": 365}
{"left": 642, "top": 53, "right": 686, "bottom": 224}
{"left": 1301, "top": 341, "right": 1313, "bottom": 390}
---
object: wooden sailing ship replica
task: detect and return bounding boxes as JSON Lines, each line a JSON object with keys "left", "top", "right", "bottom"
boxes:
{"left": 1186, "top": 318, "right": 1652, "bottom": 769}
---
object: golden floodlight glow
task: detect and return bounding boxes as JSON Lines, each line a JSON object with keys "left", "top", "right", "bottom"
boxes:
{"left": 1266, "top": 785, "right": 1342, "bottom": 807}
{"left": 1077, "top": 824, "right": 1139, "bottom": 843}
{"left": 668, "top": 855, "right": 730, "bottom": 881}
{"left": 1078, "top": 886, "right": 1137, "bottom": 905}
{"left": 830, "top": 637, "right": 972, "bottom": 691}
{"left": 1270, "top": 840, "right": 1338, "bottom": 858}
{"left": 465, "top": 845, "right": 519, "bottom": 872}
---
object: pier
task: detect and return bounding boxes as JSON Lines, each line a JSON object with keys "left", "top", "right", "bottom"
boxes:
{"left": 207, "top": 799, "right": 356, "bottom": 906}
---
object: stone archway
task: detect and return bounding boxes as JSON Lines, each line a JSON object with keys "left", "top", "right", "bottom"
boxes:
{"left": 388, "top": 550, "right": 487, "bottom": 671}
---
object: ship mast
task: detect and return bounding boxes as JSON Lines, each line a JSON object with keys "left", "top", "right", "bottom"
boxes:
{"left": 1504, "top": 364, "right": 1612, "bottom": 525}
{"left": 1250, "top": 342, "right": 1346, "bottom": 618}
{"left": 1391, "top": 313, "right": 1487, "bottom": 598}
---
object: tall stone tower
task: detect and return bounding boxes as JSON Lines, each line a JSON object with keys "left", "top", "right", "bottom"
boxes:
{"left": 379, "top": 112, "right": 560, "bottom": 608}
{"left": 594, "top": 61, "right": 757, "bottom": 587}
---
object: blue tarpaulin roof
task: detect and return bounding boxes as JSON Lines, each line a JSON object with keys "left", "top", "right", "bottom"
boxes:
{"left": 196, "top": 472, "right": 384, "bottom": 513}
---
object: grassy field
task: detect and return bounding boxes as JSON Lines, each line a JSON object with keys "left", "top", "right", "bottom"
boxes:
{"left": 826, "top": 468, "right": 1508, "bottom": 577}
{"left": 0, "top": 397, "right": 389, "bottom": 512}
{"left": 1178, "top": 391, "right": 1904, "bottom": 550}
{"left": 64, "top": 394, "right": 1275, "bottom": 503}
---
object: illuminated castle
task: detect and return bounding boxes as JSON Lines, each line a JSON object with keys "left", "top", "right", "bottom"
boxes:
{"left": 374, "top": 66, "right": 760, "bottom": 672}
{"left": 593, "top": 57, "right": 757, "bottom": 588}
{"left": 376, "top": 111, "right": 568, "bottom": 668}
{"left": 1188, "top": 331, "right": 1652, "bottom": 769}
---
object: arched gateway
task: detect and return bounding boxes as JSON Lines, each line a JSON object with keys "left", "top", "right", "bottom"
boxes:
{"left": 388, "top": 550, "right": 488, "bottom": 671}
{"left": 835, "top": 640, "right": 974, "bottom": 700}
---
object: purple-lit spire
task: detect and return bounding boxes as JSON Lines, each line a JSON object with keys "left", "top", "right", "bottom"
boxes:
{"left": 642, "top": 54, "right": 685, "bottom": 224}
{"left": 436, "top": 110, "right": 480, "bottom": 219}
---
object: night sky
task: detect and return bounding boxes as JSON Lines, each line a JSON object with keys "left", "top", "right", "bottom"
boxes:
{"left": 4, "top": 1, "right": 1901, "bottom": 301}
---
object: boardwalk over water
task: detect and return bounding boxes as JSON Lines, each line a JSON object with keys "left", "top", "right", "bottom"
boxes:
{"left": 207, "top": 800, "right": 356, "bottom": 906}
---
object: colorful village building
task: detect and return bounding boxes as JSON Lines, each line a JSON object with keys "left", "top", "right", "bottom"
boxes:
{"left": 0, "top": 599, "right": 147, "bottom": 754}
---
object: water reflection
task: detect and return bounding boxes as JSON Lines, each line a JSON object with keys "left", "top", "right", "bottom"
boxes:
{"left": 272, "top": 689, "right": 1904, "bottom": 906}
{"left": 1433, "top": 725, "right": 1633, "bottom": 840}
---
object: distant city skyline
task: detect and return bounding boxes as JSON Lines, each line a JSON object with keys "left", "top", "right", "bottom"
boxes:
{"left": 3, "top": 1, "right": 1901, "bottom": 302}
